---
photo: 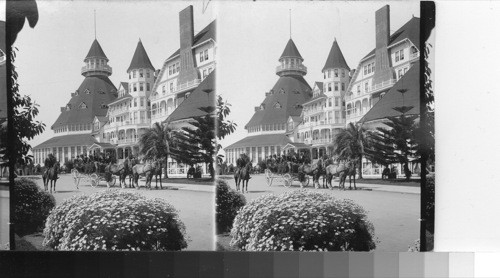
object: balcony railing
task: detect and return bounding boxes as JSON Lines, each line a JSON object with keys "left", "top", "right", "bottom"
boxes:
{"left": 81, "top": 64, "right": 112, "bottom": 75}
{"left": 345, "top": 79, "right": 397, "bottom": 101}
{"left": 410, "top": 52, "right": 419, "bottom": 60}
{"left": 150, "top": 79, "right": 201, "bottom": 101}
{"left": 151, "top": 109, "right": 168, "bottom": 119}
{"left": 276, "top": 64, "right": 307, "bottom": 76}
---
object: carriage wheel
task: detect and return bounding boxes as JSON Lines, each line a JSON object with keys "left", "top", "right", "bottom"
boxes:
{"left": 283, "top": 174, "right": 292, "bottom": 188}
{"left": 90, "top": 174, "right": 99, "bottom": 188}
{"left": 301, "top": 176, "right": 310, "bottom": 188}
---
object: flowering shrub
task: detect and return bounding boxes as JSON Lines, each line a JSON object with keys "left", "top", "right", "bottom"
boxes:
{"left": 216, "top": 179, "right": 246, "bottom": 234}
{"left": 230, "top": 190, "right": 376, "bottom": 251}
{"left": 43, "top": 190, "right": 187, "bottom": 251}
{"left": 13, "top": 178, "right": 56, "bottom": 236}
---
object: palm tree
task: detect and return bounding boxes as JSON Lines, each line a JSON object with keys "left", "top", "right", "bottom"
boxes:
{"left": 333, "top": 122, "right": 370, "bottom": 179}
{"left": 138, "top": 122, "right": 177, "bottom": 179}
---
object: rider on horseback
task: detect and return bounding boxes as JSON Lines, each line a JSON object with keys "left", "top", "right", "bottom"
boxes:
{"left": 44, "top": 154, "right": 58, "bottom": 179}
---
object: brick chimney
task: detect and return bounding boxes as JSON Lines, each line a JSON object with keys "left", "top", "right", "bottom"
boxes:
{"left": 372, "top": 5, "right": 394, "bottom": 85}
{"left": 177, "top": 6, "right": 199, "bottom": 85}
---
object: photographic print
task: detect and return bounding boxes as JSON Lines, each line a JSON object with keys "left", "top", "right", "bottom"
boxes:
{"left": 11, "top": 1, "right": 216, "bottom": 251}
{"left": 0, "top": 10, "right": 8, "bottom": 250}
{"left": 216, "top": 1, "right": 433, "bottom": 252}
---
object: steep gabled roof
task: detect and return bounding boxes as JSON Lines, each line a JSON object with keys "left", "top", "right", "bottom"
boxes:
{"left": 313, "top": 82, "right": 323, "bottom": 93}
{"left": 279, "top": 38, "right": 303, "bottom": 60}
{"left": 127, "top": 40, "right": 155, "bottom": 72}
{"left": 322, "top": 39, "right": 350, "bottom": 71}
{"left": 362, "top": 16, "right": 420, "bottom": 60}
{"left": 167, "top": 20, "right": 216, "bottom": 60}
{"left": 166, "top": 70, "right": 216, "bottom": 123}
{"left": 361, "top": 63, "right": 419, "bottom": 123}
{"left": 85, "top": 39, "right": 108, "bottom": 61}
{"left": 51, "top": 76, "right": 117, "bottom": 129}
{"left": 245, "top": 75, "right": 312, "bottom": 128}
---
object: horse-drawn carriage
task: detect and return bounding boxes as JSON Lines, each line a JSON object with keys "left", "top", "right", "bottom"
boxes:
{"left": 264, "top": 161, "right": 310, "bottom": 188}
{"left": 71, "top": 162, "right": 118, "bottom": 189}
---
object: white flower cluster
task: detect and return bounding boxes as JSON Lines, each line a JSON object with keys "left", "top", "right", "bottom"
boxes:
{"left": 230, "top": 189, "right": 376, "bottom": 251}
{"left": 43, "top": 190, "right": 187, "bottom": 251}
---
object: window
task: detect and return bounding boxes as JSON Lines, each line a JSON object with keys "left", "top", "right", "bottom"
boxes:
{"left": 146, "top": 83, "right": 150, "bottom": 91}
{"left": 200, "top": 52, "right": 204, "bottom": 62}
{"left": 357, "top": 85, "right": 360, "bottom": 94}
{"left": 162, "top": 85, "right": 166, "bottom": 94}
{"left": 364, "top": 82, "right": 369, "bottom": 93}
{"left": 371, "top": 62, "right": 375, "bottom": 72}
{"left": 134, "top": 98, "right": 137, "bottom": 107}
{"left": 84, "top": 89, "right": 90, "bottom": 94}
{"left": 140, "top": 97, "right": 144, "bottom": 107}
{"left": 133, "top": 84, "right": 137, "bottom": 92}
{"left": 133, "top": 70, "right": 136, "bottom": 78}
{"left": 170, "top": 83, "right": 173, "bottom": 92}
{"left": 400, "top": 50, "right": 404, "bottom": 60}
{"left": 274, "top": 102, "right": 282, "bottom": 109}
{"left": 139, "top": 83, "right": 144, "bottom": 91}
{"left": 364, "top": 66, "right": 367, "bottom": 75}
{"left": 341, "top": 83, "right": 345, "bottom": 91}
{"left": 328, "top": 83, "right": 332, "bottom": 92}
{"left": 335, "top": 97, "right": 340, "bottom": 107}
{"left": 398, "top": 69, "right": 403, "bottom": 79}
{"left": 328, "top": 70, "right": 331, "bottom": 78}
{"left": 176, "top": 62, "right": 180, "bottom": 73}
{"left": 328, "top": 98, "right": 332, "bottom": 107}
{"left": 139, "top": 69, "right": 143, "bottom": 78}
{"left": 334, "top": 69, "right": 339, "bottom": 77}
{"left": 208, "top": 67, "right": 213, "bottom": 74}
{"left": 79, "top": 102, "right": 87, "bottom": 109}
{"left": 203, "top": 69, "right": 207, "bottom": 79}
{"left": 335, "top": 111, "right": 340, "bottom": 123}
{"left": 341, "top": 69, "right": 345, "bottom": 77}
{"left": 146, "top": 70, "right": 150, "bottom": 78}
{"left": 169, "top": 66, "right": 172, "bottom": 75}
{"left": 324, "top": 72, "right": 326, "bottom": 79}
{"left": 334, "top": 82, "right": 339, "bottom": 91}
{"left": 404, "top": 67, "right": 408, "bottom": 74}
{"left": 204, "top": 50, "right": 208, "bottom": 60}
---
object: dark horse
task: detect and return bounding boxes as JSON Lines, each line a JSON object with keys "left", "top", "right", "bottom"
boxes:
{"left": 132, "top": 161, "right": 156, "bottom": 189}
{"left": 104, "top": 163, "right": 126, "bottom": 188}
{"left": 339, "top": 161, "right": 357, "bottom": 190}
{"left": 236, "top": 161, "right": 252, "bottom": 193}
{"left": 325, "top": 161, "right": 357, "bottom": 190}
{"left": 151, "top": 160, "right": 163, "bottom": 190}
{"left": 298, "top": 158, "right": 324, "bottom": 188}
{"left": 43, "top": 162, "right": 60, "bottom": 193}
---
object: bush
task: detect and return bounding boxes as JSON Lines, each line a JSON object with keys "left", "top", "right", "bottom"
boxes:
{"left": 43, "top": 190, "right": 187, "bottom": 251}
{"left": 215, "top": 179, "right": 246, "bottom": 234}
{"left": 64, "top": 161, "right": 73, "bottom": 173}
{"left": 13, "top": 178, "right": 56, "bottom": 236}
{"left": 230, "top": 190, "right": 376, "bottom": 251}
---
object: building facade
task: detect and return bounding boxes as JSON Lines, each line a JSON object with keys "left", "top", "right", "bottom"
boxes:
{"left": 33, "top": 39, "right": 118, "bottom": 165}
{"left": 224, "top": 38, "right": 312, "bottom": 165}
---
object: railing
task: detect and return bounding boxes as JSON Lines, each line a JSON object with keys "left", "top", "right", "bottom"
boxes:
{"left": 345, "top": 79, "right": 397, "bottom": 101}
{"left": 150, "top": 79, "right": 201, "bottom": 101}
{"left": 303, "top": 107, "right": 326, "bottom": 116}
{"left": 81, "top": 64, "right": 112, "bottom": 74}
{"left": 151, "top": 109, "right": 168, "bottom": 119}
{"left": 276, "top": 64, "right": 308, "bottom": 75}
{"left": 410, "top": 52, "right": 419, "bottom": 60}
{"left": 109, "top": 107, "right": 129, "bottom": 115}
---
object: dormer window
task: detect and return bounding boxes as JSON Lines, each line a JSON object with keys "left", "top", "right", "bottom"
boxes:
{"left": 66, "top": 104, "right": 72, "bottom": 111}
{"left": 79, "top": 102, "right": 87, "bottom": 109}
{"left": 274, "top": 102, "right": 282, "bottom": 109}
{"left": 84, "top": 88, "right": 90, "bottom": 94}
{"left": 100, "top": 102, "right": 108, "bottom": 109}
{"left": 293, "top": 90, "right": 300, "bottom": 94}
{"left": 279, "top": 88, "right": 285, "bottom": 94}
{"left": 98, "top": 90, "right": 105, "bottom": 94}
{"left": 260, "top": 103, "right": 265, "bottom": 110}
{"left": 74, "top": 90, "right": 79, "bottom": 96}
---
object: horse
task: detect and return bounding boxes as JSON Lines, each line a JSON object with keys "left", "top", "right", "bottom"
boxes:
{"left": 132, "top": 161, "right": 155, "bottom": 189}
{"left": 236, "top": 161, "right": 252, "bottom": 193}
{"left": 325, "top": 161, "right": 357, "bottom": 190}
{"left": 298, "top": 159, "right": 323, "bottom": 189}
{"left": 105, "top": 163, "right": 126, "bottom": 188}
{"left": 151, "top": 160, "right": 163, "bottom": 190}
{"left": 340, "top": 162, "right": 357, "bottom": 190}
{"left": 43, "top": 162, "right": 60, "bottom": 193}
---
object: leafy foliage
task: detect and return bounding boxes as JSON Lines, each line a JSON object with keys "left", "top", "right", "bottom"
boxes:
{"left": 215, "top": 179, "right": 246, "bottom": 234}
{"left": 43, "top": 190, "right": 187, "bottom": 251}
{"left": 8, "top": 48, "right": 45, "bottom": 165}
{"left": 333, "top": 123, "right": 370, "bottom": 178}
{"left": 13, "top": 177, "right": 55, "bottom": 236}
{"left": 139, "top": 122, "right": 177, "bottom": 177}
{"left": 230, "top": 190, "right": 376, "bottom": 251}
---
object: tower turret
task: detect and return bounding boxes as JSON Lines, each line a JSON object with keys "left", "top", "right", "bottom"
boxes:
{"left": 322, "top": 38, "right": 350, "bottom": 94}
{"left": 81, "top": 39, "right": 112, "bottom": 77}
{"left": 276, "top": 39, "right": 307, "bottom": 77}
{"left": 127, "top": 39, "right": 155, "bottom": 98}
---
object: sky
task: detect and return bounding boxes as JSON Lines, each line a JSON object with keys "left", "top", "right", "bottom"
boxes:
{"left": 217, "top": 1, "right": 420, "bottom": 153}
{"left": 14, "top": 1, "right": 214, "bottom": 148}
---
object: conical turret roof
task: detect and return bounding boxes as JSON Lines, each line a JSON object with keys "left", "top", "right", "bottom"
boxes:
{"left": 85, "top": 39, "right": 108, "bottom": 61}
{"left": 322, "top": 39, "right": 350, "bottom": 72}
{"left": 279, "top": 39, "right": 303, "bottom": 60}
{"left": 127, "top": 40, "right": 155, "bottom": 72}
